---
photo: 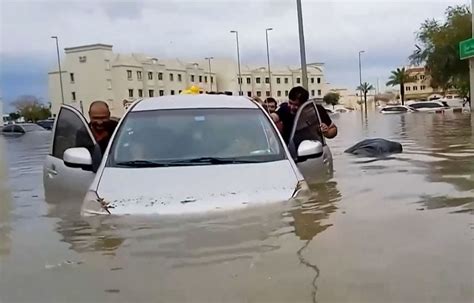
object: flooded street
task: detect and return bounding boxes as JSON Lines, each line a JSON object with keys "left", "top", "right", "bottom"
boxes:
{"left": 1, "top": 112, "right": 473, "bottom": 303}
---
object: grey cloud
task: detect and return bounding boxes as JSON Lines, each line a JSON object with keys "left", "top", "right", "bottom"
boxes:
{"left": 101, "top": 1, "right": 144, "bottom": 20}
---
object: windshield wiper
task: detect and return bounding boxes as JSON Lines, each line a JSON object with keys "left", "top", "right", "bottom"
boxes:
{"left": 170, "top": 157, "right": 260, "bottom": 165}
{"left": 115, "top": 160, "right": 170, "bottom": 167}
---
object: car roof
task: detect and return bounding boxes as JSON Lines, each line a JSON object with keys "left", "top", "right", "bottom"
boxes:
{"left": 131, "top": 95, "right": 259, "bottom": 112}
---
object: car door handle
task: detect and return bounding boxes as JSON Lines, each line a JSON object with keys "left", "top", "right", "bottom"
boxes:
{"left": 47, "top": 168, "right": 58, "bottom": 176}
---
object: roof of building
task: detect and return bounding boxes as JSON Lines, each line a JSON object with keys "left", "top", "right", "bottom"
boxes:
{"left": 131, "top": 95, "right": 258, "bottom": 112}
{"left": 64, "top": 43, "right": 113, "bottom": 53}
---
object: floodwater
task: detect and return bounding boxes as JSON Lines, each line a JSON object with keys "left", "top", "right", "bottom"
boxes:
{"left": 1, "top": 111, "right": 473, "bottom": 303}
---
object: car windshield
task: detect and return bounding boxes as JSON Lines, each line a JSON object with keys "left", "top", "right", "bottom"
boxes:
{"left": 409, "top": 102, "right": 444, "bottom": 109}
{"left": 108, "top": 108, "right": 286, "bottom": 167}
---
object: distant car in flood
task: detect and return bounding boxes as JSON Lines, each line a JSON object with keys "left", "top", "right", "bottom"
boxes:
{"left": 380, "top": 105, "right": 414, "bottom": 114}
{"left": 406, "top": 101, "right": 450, "bottom": 113}
{"left": 2, "top": 123, "right": 48, "bottom": 136}
{"left": 36, "top": 119, "right": 55, "bottom": 130}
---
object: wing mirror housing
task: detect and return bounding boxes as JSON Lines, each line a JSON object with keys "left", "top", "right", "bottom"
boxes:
{"left": 64, "top": 147, "right": 93, "bottom": 171}
{"left": 297, "top": 140, "right": 323, "bottom": 162}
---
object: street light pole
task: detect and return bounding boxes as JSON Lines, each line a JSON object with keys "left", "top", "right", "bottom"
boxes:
{"left": 265, "top": 28, "right": 273, "bottom": 97}
{"left": 358, "top": 50, "right": 365, "bottom": 104}
{"left": 51, "top": 36, "right": 65, "bottom": 104}
{"left": 296, "top": 0, "right": 308, "bottom": 90}
{"left": 230, "top": 30, "right": 243, "bottom": 95}
{"left": 205, "top": 57, "right": 214, "bottom": 92}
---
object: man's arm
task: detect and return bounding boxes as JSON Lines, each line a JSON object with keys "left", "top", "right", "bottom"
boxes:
{"left": 316, "top": 105, "right": 338, "bottom": 139}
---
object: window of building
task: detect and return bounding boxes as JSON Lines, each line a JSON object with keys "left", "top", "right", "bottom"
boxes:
{"left": 107, "top": 79, "right": 112, "bottom": 89}
{"left": 311, "top": 90, "right": 315, "bottom": 96}
{"left": 247, "top": 91, "right": 252, "bottom": 97}
{"left": 297, "top": 77, "right": 301, "bottom": 84}
{"left": 317, "top": 77, "right": 321, "bottom": 84}
{"left": 171, "top": 90, "right": 175, "bottom": 95}
{"left": 179, "top": 90, "right": 182, "bottom": 94}
{"left": 420, "top": 75, "right": 426, "bottom": 80}
{"left": 70, "top": 73, "right": 75, "bottom": 83}
{"left": 159, "top": 90, "right": 164, "bottom": 96}
{"left": 199, "top": 91, "right": 203, "bottom": 94}
{"left": 128, "top": 89, "right": 133, "bottom": 98}
{"left": 317, "top": 89, "right": 321, "bottom": 96}
{"left": 148, "top": 71, "right": 153, "bottom": 80}
{"left": 127, "top": 70, "right": 132, "bottom": 80}
{"left": 276, "top": 77, "right": 281, "bottom": 84}
{"left": 311, "top": 78, "right": 314, "bottom": 84}
{"left": 71, "top": 92, "right": 76, "bottom": 101}
{"left": 256, "top": 91, "right": 261, "bottom": 97}
{"left": 178, "top": 74, "right": 182, "bottom": 82}
{"left": 421, "top": 85, "right": 426, "bottom": 90}
{"left": 204, "top": 76, "right": 208, "bottom": 83}
{"left": 169, "top": 73, "right": 174, "bottom": 81}
{"left": 191, "top": 75, "right": 195, "bottom": 82}
{"left": 158, "top": 72, "right": 163, "bottom": 80}
{"left": 211, "top": 76, "right": 214, "bottom": 83}
{"left": 284, "top": 78, "right": 289, "bottom": 84}
{"left": 277, "top": 90, "right": 281, "bottom": 97}
{"left": 105, "top": 60, "right": 110, "bottom": 70}
{"left": 285, "top": 90, "right": 289, "bottom": 96}
{"left": 256, "top": 77, "right": 261, "bottom": 84}
{"left": 199, "top": 75, "right": 203, "bottom": 83}
{"left": 265, "top": 77, "right": 270, "bottom": 84}
{"left": 413, "top": 86, "right": 418, "bottom": 91}
{"left": 138, "top": 89, "right": 143, "bottom": 97}
{"left": 266, "top": 91, "right": 270, "bottom": 97}
{"left": 149, "top": 89, "right": 154, "bottom": 97}
{"left": 79, "top": 56, "right": 87, "bottom": 63}
{"left": 247, "top": 77, "right": 251, "bottom": 84}
{"left": 406, "top": 86, "right": 411, "bottom": 91}
{"left": 238, "top": 77, "right": 242, "bottom": 84}
{"left": 137, "top": 71, "right": 142, "bottom": 80}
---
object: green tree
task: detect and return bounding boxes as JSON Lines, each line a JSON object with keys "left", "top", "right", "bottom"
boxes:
{"left": 323, "top": 92, "right": 340, "bottom": 109}
{"left": 386, "top": 68, "right": 413, "bottom": 105}
{"left": 409, "top": 5, "right": 471, "bottom": 97}
{"left": 357, "top": 82, "right": 374, "bottom": 109}
{"left": 12, "top": 95, "right": 51, "bottom": 122}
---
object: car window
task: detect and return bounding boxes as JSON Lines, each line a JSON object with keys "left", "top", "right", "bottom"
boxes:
{"left": 410, "top": 102, "right": 443, "bottom": 109}
{"left": 2, "top": 125, "right": 13, "bottom": 133}
{"left": 12, "top": 125, "right": 25, "bottom": 133}
{"left": 383, "top": 106, "right": 407, "bottom": 112}
{"left": 109, "top": 108, "right": 285, "bottom": 166}
{"left": 290, "top": 102, "right": 324, "bottom": 149}
{"left": 52, "top": 108, "right": 94, "bottom": 159}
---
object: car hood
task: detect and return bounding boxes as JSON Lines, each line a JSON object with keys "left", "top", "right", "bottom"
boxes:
{"left": 84, "top": 160, "right": 299, "bottom": 215}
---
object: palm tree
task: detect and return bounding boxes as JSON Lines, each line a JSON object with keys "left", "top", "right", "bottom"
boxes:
{"left": 357, "top": 82, "right": 374, "bottom": 110}
{"left": 386, "top": 68, "right": 413, "bottom": 105}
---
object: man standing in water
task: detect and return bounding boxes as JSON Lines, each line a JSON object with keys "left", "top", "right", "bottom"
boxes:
{"left": 271, "top": 86, "right": 337, "bottom": 143}
{"left": 87, "top": 101, "right": 118, "bottom": 154}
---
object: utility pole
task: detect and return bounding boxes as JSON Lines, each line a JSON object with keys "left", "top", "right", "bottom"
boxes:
{"left": 205, "top": 57, "right": 214, "bottom": 92}
{"left": 358, "top": 50, "right": 365, "bottom": 108}
{"left": 296, "top": 0, "right": 308, "bottom": 90}
{"left": 230, "top": 30, "right": 243, "bottom": 95}
{"left": 265, "top": 28, "right": 273, "bottom": 97}
{"left": 51, "top": 36, "right": 65, "bottom": 104}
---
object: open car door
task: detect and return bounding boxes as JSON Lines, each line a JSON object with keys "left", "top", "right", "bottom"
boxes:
{"left": 288, "top": 101, "right": 333, "bottom": 183}
{"left": 43, "top": 105, "right": 97, "bottom": 202}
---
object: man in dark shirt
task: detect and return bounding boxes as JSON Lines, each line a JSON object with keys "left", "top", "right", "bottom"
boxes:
{"left": 88, "top": 100, "right": 118, "bottom": 154}
{"left": 271, "top": 86, "right": 337, "bottom": 143}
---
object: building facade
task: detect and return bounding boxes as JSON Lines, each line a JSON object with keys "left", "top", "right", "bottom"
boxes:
{"left": 49, "top": 43, "right": 327, "bottom": 117}
{"left": 403, "top": 66, "right": 441, "bottom": 100}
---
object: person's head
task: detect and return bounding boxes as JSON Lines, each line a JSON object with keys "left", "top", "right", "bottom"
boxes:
{"left": 89, "top": 100, "right": 111, "bottom": 132}
{"left": 264, "top": 97, "right": 277, "bottom": 113}
{"left": 288, "top": 86, "right": 309, "bottom": 114}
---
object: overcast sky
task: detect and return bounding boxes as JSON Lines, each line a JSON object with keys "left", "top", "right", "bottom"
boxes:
{"left": 0, "top": 0, "right": 470, "bottom": 108}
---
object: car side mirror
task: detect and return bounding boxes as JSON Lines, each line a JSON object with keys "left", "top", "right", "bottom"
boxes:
{"left": 297, "top": 140, "right": 323, "bottom": 162}
{"left": 64, "top": 147, "right": 93, "bottom": 171}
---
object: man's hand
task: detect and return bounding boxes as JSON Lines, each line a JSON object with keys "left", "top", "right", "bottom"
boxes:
{"left": 320, "top": 123, "right": 337, "bottom": 139}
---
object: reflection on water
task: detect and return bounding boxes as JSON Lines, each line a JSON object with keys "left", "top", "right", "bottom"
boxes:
{"left": 0, "top": 113, "right": 473, "bottom": 303}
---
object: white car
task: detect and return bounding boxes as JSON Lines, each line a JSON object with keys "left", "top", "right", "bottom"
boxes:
{"left": 43, "top": 95, "right": 333, "bottom": 216}
{"left": 407, "top": 101, "right": 450, "bottom": 113}
{"left": 380, "top": 105, "right": 414, "bottom": 114}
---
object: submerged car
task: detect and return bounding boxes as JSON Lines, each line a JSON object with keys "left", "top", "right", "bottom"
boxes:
{"left": 2, "top": 123, "right": 48, "bottom": 136}
{"left": 407, "top": 101, "right": 450, "bottom": 113}
{"left": 380, "top": 105, "right": 414, "bottom": 114}
{"left": 43, "top": 95, "right": 333, "bottom": 215}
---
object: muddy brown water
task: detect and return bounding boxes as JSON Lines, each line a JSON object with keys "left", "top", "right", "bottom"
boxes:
{"left": 0, "top": 112, "right": 473, "bottom": 303}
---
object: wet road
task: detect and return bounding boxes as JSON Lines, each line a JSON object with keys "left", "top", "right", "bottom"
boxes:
{"left": 0, "top": 112, "right": 473, "bottom": 303}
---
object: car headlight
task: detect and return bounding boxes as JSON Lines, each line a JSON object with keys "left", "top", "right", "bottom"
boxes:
{"left": 81, "top": 190, "right": 111, "bottom": 216}
{"left": 292, "top": 180, "right": 310, "bottom": 198}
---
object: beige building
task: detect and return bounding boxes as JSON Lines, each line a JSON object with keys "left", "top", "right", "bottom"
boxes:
{"left": 49, "top": 43, "right": 328, "bottom": 117}
{"left": 403, "top": 66, "right": 441, "bottom": 100}
{"left": 328, "top": 88, "right": 375, "bottom": 110}
{"left": 49, "top": 44, "right": 218, "bottom": 117}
